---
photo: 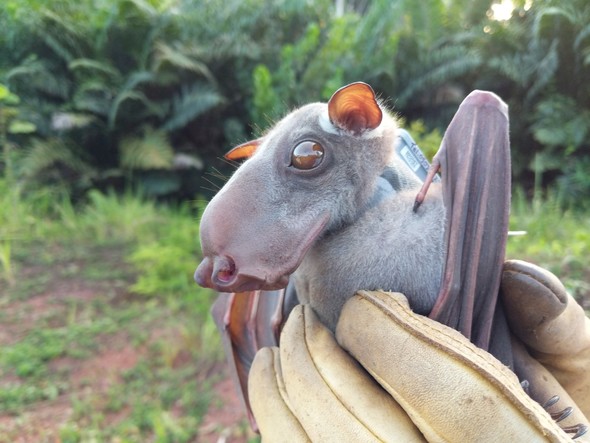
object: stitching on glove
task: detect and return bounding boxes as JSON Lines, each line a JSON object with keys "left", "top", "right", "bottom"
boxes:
{"left": 356, "top": 290, "right": 569, "bottom": 436}
{"left": 301, "top": 306, "right": 384, "bottom": 441}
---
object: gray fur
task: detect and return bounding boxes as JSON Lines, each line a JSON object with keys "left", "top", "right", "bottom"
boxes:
{"left": 294, "top": 185, "right": 445, "bottom": 330}
{"left": 197, "top": 100, "right": 446, "bottom": 331}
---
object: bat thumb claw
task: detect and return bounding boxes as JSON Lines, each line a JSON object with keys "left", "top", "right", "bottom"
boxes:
{"left": 413, "top": 198, "right": 422, "bottom": 213}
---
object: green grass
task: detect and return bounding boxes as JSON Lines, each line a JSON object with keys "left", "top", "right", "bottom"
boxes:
{"left": 0, "top": 180, "right": 231, "bottom": 442}
{"left": 507, "top": 189, "right": 590, "bottom": 305}
{"left": 0, "top": 178, "right": 588, "bottom": 441}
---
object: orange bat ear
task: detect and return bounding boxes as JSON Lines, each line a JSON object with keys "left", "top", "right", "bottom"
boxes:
{"left": 327, "top": 82, "right": 382, "bottom": 135}
{"left": 224, "top": 139, "right": 262, "bottom": 161}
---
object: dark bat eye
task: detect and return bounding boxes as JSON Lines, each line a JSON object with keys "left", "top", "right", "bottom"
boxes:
{"left": 290, "top": 141, "right": 324, "bottom": 170}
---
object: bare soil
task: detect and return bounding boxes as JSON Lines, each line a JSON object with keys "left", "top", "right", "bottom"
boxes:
{"left": 0, "top": 245, "right": 256, "bottom": 443}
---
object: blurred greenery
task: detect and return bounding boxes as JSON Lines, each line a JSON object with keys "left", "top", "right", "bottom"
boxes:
{"left": 0, "top": 177, "right": 232, "bottom": 441}
{"left": 0, "top": 0, "right": 589, "bottom": 440}
{"left": 0, "top": 0, "right": 588, "bottom": 204}
{"left": 0, "top": 175, "right": 588, "bottom": 439}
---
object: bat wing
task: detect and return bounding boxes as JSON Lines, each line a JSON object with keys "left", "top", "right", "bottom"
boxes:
{"left": 424, "top": 90, "right": 513, "bottom": 366}
{"left": 210, "top": 284, "right": 299, "bottom": 431}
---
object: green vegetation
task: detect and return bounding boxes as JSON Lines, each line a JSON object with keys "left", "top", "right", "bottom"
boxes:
{"left": 0, "top": 0, "right": 589, "bottom": 203}
{"left": 508, "top": 190, "right": 590, "bottom": 305}
{"left": 0, "top": 180, "right": 243, "bottom": 441}
{"left": 0, "top": 177, "right": 588, "bottom": 440}
{"left": 0, "top": 0, "right": 588, "bottom": 440}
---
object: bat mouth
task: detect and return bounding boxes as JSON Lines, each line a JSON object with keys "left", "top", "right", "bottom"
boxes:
{"left": 194, "top": 212, "right": 330, "bottom": 293}
{"left": 194, "top": 255, "right": 290, "bottom": 292}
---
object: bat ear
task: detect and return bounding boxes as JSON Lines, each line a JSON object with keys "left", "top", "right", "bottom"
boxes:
{"left": 224, "top": 139, "right": 262, "bottom": 161}
{"left": 328, "top": 82, "right": 383, "bottom": 135}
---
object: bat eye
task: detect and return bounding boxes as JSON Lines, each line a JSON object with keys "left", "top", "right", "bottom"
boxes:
{"left": 290, "top": 141, "right": 324, "bottom": 170}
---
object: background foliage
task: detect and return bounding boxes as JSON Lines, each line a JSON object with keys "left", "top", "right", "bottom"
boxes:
{"left": 1, "top": 0, "right": 589, "bottom": 205}
{"left": 0, "top": 1, "right": 589, "bottom": 439}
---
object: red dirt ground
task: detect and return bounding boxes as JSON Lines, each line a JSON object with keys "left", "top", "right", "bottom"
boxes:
{"left": 0, "top": 253, "right": 256, "bottom": 442}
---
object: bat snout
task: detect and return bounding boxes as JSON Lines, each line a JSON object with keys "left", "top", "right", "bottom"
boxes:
{"left": 194, "top": 255, "right": 236, "bottom": 288}
{"left": 194, "top": 254, "right": 289, "bottom": 293}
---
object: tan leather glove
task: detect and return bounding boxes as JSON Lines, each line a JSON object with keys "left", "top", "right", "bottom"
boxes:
{"left": 502, "top": 260, "right": 590, "bottom": 431}
{"left": 249, "top": 290, "right": 579, "bottom": 442}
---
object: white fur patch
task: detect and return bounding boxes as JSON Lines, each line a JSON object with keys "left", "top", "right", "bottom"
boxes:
{"left": 318, "top": 110, "right": 386, "bottom": 139}
{"left": 318, "top": 112, "right": 339, "bottom": 135}
{"left": 360, "top": 124, "right": 385, "bottom": 139}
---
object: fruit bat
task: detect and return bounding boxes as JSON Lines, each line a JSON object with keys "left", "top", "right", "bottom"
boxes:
{"left": 195, "top": 83, "right": 513, "bottom": 430}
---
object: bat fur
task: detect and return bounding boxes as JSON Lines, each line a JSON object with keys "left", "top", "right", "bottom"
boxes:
{"left": 195, "top": 84, "right": 446, "bottom": 331}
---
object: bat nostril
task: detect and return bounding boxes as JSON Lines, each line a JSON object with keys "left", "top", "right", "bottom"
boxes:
{"left": 212, "top": 256, "right": 236, "bottom": 284}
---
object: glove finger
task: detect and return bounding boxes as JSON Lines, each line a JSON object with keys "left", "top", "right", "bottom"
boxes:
{"left": 501, "top": 259, "right": 586, "bottom": 354}
{"left": 512, "top": 338, "right": 590, "bottom": 441}
{"left": 502, "top": 260, "right": 590, "bottom": 418}
{"left": 336, "top": 290, "right": 571, "bottom": 443}
{"left": 280, "top": 304, "right": 426, "bottom": 442}
{"left": 248, "top": 346, "right": 310, "bottom": 442}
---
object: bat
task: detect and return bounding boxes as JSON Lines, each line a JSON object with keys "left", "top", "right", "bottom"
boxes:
{"left": 195, "top": 83, "right": 445, "bottom": 332}
{"left": 195, "top": 83, "right": 581, "bottom": 434}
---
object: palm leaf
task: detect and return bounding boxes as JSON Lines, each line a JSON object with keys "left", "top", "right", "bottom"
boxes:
{"left": 119, "top": 126, "right": 174, "bottom": 170}
{"left": 6, "top": 58, "right": 71, "bottom": 100}
{"left": 68, "top": 58, "right": 121, "bottom": 81}
{"left": 532, "top": 6, "right": 576, "bottom": 40}
{"left": 18, "top": 138, "right": 93, "bottom": 179}
{"left": 161, "top": 84, "right": 225, "bottom": 132}
{"left": 574, "top": 22, "right": 590, "bottom": 53}
{"left": 107, "top": 71, "right": 159, "bottom": 129}
{"left": 152, "top": 42, "right": 215, "bottom": 83}
{"left": 526, "top": 40, "right": 559, "bottom": 103}
{"left": 398, "top": 44, "right": 482, "bottom": 104}
{"left": 72, "top": 81, "right": 115, "bottom": 117}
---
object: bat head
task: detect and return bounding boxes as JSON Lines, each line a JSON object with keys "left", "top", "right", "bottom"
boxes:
{"left": 195, "top": 82, "right": 398, "bottom": 293}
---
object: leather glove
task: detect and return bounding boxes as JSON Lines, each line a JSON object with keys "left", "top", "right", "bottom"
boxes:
{"left": 501, "top": 260, "right": 590, "bottom": 430}
{"left": 249, "top": 286, "right": 586, "bottom": 442}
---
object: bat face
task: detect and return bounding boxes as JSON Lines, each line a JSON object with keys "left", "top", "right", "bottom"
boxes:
{"left": 195, "top": 83, "right": 399, "bottom": 294}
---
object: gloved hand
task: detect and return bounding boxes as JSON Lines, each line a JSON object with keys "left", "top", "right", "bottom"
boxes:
{"left": 501, "top": 260, "right": 590, "bottom": 431}
{"left": 248, "top": 262, "right": 590, "bottom": 442}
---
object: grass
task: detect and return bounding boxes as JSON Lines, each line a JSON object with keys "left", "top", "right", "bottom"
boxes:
{"left": 0, "top": 179, "right": 588, "bottom": 441}
{"left": 507, "top": 189, "right": 590, "bottom": 307}
{"left": 0, "top": 181, "right": 237, "bottom": 442}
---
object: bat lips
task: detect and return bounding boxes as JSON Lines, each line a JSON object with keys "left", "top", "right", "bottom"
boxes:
{"left": 194, "top": 255, "right": 290, "bottom": 292}
{"left": 195, "top": 211, "right": 331, "bottom": 293}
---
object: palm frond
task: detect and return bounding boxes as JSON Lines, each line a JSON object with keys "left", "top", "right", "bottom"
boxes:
{"left": 107, "top": 71, "right": 159, "bottom": 129}
{"left": 574, "top": 23, "right": 590, "bottom": 53}
{"left": 161, "top": 83, "right": 225, "bottom": 132}
{"left": 127, "top": 0, "right": 158, "bottom": 18}
{"left": 69, "top": 58, "right": 121, "bottom": 81}
{"left": 398, "top": 46, "right": 482, "bottom": 104}
{"left": 72, "top": 81, "right": 114, "bottom": 117}
{"left": 6, "top": 57, "right": 72, "bottom": 101}
{"left": 152, "top": 42, "right": 215, "bottom": 83}
{"left": 18, "top": 138, "right": 94, "bottom": 179}
{"left": 119, "top": 126, "right": 174, "bottom": 170}
{"left": 532, "top": 6, "right": 576, "bottom": 40}
{"left": 526, "top": 39, "right": 559, "bottom": 103}
{"left": 108, "top": 90, "right": 163, "bottom": 129}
